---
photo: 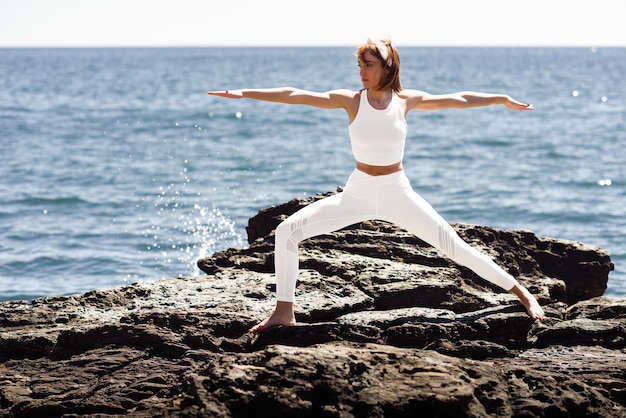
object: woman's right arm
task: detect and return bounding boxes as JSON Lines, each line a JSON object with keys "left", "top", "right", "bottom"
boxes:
{"left": 208, "top": 88, "right": 356, "bottom": 110}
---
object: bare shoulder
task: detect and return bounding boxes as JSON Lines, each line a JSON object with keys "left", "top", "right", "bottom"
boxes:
{"left": 398, "top": 89, "right": 440, "bottom": 111}
{"left": 327, "top": 89, "right": 360, "bottom": 117}
{"left": 328, "top": 88, "right": 360, "bottom": 101}
{"left": 397, "top": 89, "right": 429, "bottom": 100}
{"left": 395, "top": 89, "right": 425, "bottom": 113}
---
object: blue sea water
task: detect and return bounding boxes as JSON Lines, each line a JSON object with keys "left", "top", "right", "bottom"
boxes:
{"left": 0, "top": 47, "right": 625, "bottom": 301}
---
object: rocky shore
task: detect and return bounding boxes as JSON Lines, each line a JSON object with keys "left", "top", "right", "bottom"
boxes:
{"left": 1, "top": 191, "right": 625, "bottom": 417}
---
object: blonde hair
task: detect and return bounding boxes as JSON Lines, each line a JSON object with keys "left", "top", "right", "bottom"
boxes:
{"left": 356, "top": 38, "right": 402, "bottom": 92}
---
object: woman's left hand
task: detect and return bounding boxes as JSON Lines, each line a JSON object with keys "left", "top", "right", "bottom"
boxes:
{"left": 505, "top": 97, "right": 533, "bottom": 110}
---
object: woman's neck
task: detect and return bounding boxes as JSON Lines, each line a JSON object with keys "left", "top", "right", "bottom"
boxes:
{"left": 367, "top": 88, "right": 392, "bottom": 109}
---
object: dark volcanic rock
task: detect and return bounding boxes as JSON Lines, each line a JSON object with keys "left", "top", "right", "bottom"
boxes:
{"left": 1, "top": 191, "right": 625, "bottom": 417}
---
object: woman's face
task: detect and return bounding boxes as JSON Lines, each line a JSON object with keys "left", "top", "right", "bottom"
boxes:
{"left": 358, "top": 50, "right": 385, "bottom": 90}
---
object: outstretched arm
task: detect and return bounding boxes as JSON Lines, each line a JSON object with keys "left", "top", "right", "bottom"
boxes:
{"left": 405, "top": 90, "right": 533, "bottom": 111}
{"left": 208, "top": 87, "right": 355, "bottom": 110}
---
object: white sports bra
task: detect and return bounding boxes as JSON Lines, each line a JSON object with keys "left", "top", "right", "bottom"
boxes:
{"left": 348, "top": 89, "right": 407, "bottom": 166}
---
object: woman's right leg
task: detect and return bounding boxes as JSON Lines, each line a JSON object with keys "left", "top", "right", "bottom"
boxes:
{"left": 250, "top": 177, "right": 376, "bottom": 333}
{"left": 274, "top": 190, "right": 374, "bottom": 302}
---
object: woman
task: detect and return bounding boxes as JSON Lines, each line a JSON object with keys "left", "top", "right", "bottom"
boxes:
{"left": 208, "top": 38, "right": 545, "bottom": 333}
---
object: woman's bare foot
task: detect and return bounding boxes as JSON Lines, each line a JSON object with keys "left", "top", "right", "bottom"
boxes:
{"left": 510, "top": 283, "right": 545, "bottom": 321}
{"left": 249, "top": 301, "right": 296, "bottom": 333}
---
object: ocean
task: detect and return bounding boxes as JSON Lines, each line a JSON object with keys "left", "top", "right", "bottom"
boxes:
{"left": 1, "top": 46, "right": 624, "bottom": 301}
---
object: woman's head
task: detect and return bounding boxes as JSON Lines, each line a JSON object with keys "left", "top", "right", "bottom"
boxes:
{"left": 356, "top": 38, "right": 402, "bottom": 92}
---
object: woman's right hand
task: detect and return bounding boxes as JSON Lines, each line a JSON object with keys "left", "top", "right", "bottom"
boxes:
{"left": 207, "top": 90, "right": 243, "bottom": 99}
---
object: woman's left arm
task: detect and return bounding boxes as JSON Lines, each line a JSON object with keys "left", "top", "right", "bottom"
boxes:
{"left": 406, "top": 90, "right": 533, "bottom": 111}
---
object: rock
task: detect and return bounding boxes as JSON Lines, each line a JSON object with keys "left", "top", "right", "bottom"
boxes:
{"left": 1, "top": 191, "right": 625, "bottom": 417}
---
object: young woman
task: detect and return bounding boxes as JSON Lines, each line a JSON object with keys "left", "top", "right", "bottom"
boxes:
{"left": 208, "top": 38, "right": 545, "bottom": 333}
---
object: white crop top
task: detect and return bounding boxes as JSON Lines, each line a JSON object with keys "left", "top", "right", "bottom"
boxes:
{"left": 349, "top": 89, "right": 407, "bottom": 166}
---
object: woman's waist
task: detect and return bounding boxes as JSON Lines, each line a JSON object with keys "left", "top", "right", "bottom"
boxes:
{"left": 355, "top": 161, "right": 403, "bottom": 176}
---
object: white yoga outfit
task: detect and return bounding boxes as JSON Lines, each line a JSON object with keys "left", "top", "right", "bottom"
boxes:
{"left": 274, "top": 89, "right": 517, "bottom": 302}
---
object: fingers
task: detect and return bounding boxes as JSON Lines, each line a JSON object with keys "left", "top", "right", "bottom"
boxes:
{"left": 206, "top": 90, "right": 227, "bottom": 97}
{"left": 505, "top": 100, "right": 533, "bottom": 111}
{"left": 207, "top": 89, "right": 242, "bottom": 98}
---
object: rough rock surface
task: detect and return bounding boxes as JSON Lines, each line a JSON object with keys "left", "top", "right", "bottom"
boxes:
{"left": 1, "top": 191, "right": 625, "bottom": 417}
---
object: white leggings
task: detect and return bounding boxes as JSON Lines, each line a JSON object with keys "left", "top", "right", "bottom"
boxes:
{"left": 274, "top": 169, "right": 517, "bottom": 302}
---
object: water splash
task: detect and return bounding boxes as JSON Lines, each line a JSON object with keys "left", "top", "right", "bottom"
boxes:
{"left": 141, "top": 160, "right": 244, "bottom": 279}
{"left": 181, "top": 203, "right": 244, "bottom": 273}
{"left": 143, "top": 201, "right": 244, "bottom": 277}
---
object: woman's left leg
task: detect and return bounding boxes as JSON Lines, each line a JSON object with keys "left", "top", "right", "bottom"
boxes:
{"left": 377, "top": 173, "right": 516, "bottom": 290}
{"left": 376, "top": 173, "right": 544, "bottom": 319}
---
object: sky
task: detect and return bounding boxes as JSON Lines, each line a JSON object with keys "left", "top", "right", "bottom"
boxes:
{"left": 1, "top": 0, "right": 625, "bottom": 48}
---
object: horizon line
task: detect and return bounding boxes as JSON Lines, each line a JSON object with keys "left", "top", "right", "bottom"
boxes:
{"left": 1, "top": 44, "right": 623, "bottom": 49}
